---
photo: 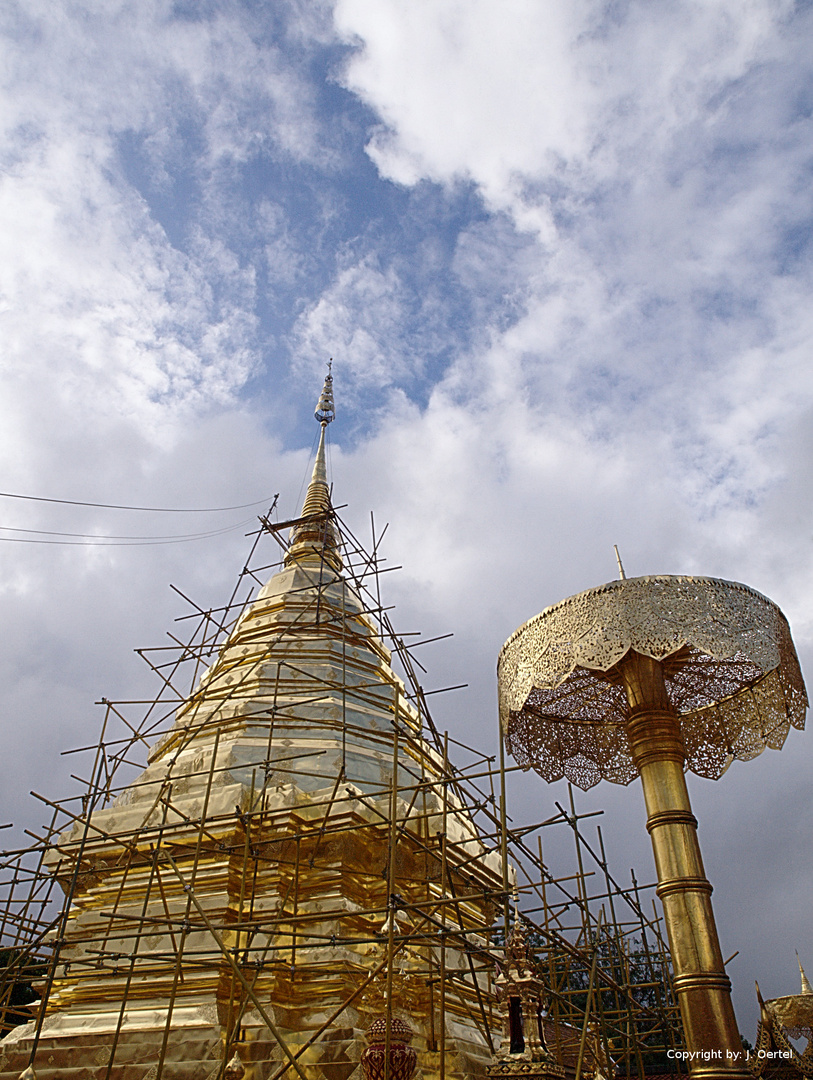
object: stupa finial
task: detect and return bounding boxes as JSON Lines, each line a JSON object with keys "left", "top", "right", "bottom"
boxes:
{"left": 285, "top": 362, "right": 341, "bottom": 571}
{"left": 314, "top": 359, "right": 335, "bottom": 425}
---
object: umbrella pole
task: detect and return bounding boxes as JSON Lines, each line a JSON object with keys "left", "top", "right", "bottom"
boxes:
{"left": 619, "top": 651, "right": 748, "bottom": 1078}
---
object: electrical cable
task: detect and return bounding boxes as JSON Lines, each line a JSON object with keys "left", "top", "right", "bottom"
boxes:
{"left": 0, "top": 490, "right": 276, "bottom": 513}
{"left": 0, "top": 517, "right": 257, "bottom": 547}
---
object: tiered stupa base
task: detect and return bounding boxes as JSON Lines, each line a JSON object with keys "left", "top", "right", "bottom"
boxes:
{"left": 0, "top": 1008, "right": 492, "bottom": 1080}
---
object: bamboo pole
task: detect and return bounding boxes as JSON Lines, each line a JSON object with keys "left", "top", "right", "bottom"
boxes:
{"left": 575, "top": 910, "right": 603, "bottom": 1080}
{"left": 498, "top": 725, "right": 510, "bottom": 940}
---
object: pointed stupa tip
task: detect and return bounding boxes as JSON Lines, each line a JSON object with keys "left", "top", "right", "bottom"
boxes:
{"left": 285, "top": 361, "right": 341, "bottom": 571}
{"left": 797, "top": 951, "right": 812, "bottom": 994}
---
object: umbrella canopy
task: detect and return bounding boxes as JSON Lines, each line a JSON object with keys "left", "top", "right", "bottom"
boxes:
{"left": 498, "top": 575, "right": 807, "bottom": 790}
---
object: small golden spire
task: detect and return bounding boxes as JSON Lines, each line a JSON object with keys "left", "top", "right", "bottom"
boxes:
{"left": 224, "top": 1052, "right": 245, "bottom": 1080}
{"left": 756, "top": 980, "right": 772, "bottom": 1022}
{"left": 285, "top": 363, "right": 341, "bottom": 571}
{"left": 798, "top": 951, "right": 812, "bottom": 994}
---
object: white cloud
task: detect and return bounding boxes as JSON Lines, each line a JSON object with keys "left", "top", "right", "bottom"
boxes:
{"left": 1, "top": 1, "right": 329, "bottom": 166}
{"left": 336, "top": 0, "right": 794, "bottom": 211}
{"left": 332, "top": 0, "right": 813, "bottom": 518}
{"left": 0, "top": 136, "right": 257, "bottom": 471}
{"left": 293, "top": 258, "right": 411, "bottom": 386}
{"left": 0, "top": 0, "right": 345, "bottom": 490}
{"left": 335, "top": 0, "right": 596, "bottom": 197}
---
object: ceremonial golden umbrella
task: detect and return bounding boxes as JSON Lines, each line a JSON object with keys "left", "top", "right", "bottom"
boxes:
{"left": 498, "top": 575, "right": 807, "bottom": 1078}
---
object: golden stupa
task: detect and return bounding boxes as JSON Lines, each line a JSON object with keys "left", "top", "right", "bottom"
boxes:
{"left": 0, "top": 372, "right": 504, "bottom": 1080}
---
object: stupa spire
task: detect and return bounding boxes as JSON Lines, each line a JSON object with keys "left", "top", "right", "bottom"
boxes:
{"left": 285, "top": 361, "right": 341, "bottom": 570}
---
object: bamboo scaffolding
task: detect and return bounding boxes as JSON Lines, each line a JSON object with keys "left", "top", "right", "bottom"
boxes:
{"left": 0, "top": 506, "right": 686, "bottom": 1080}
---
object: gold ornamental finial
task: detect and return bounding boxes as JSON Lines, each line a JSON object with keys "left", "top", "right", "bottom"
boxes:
{"left": 797, "top": 952, "right": 812, "bottom": 995}
{"left": 224, "top": 1051, "right": 245, "bottom": 1080}
{"left": 285, "top": 362, "right": 341, "bottom": 571}
{"left": 315, "top": 359, "right": 335, "bottom": 425}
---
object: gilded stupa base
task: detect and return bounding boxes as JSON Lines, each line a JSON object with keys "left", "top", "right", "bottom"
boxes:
{"left": 0, "top": 996, "right": 493, "bottom": 1080}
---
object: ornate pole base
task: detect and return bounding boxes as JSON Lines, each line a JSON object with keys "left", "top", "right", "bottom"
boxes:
{"left": 487, "top": 1059, "right": 566, "bottom": 1080}
{"left": 360, "top": 1017, "right": 418, "bottom": 1080}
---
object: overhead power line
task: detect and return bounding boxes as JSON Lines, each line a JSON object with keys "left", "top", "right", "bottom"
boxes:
{"left": 0, "top": 517, "right": 257, "bottom": 545}
{"left": 0, "top": 490, "right": 278, "bottom": 513}
{"left": 0, "top": 518, "right": 257, "bottom": 547}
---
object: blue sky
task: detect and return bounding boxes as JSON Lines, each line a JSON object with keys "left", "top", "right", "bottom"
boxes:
{"left": 2, "top": 0, "right": 813, "bottom": 1033}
